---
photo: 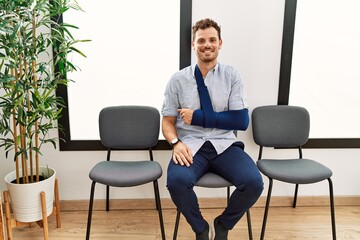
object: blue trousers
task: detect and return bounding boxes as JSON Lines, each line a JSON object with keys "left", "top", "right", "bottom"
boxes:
{"left": 167, "top": 141, "right": 263, "bottom": 233}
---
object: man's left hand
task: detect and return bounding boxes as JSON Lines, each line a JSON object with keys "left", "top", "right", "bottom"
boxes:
{"left": 177, "top": 108, "right": 194, "bottom": 125}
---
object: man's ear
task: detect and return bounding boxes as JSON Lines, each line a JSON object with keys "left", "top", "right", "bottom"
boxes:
{"left": 219, "top": 39, "right": 223, "bottom": 49}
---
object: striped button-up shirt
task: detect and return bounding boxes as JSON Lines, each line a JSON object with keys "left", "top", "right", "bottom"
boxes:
{"left": 161, "top": 63, "right": 248, "bottom": 155}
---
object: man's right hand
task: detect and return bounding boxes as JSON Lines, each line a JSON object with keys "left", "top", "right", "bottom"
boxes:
{"left": 172, "top": 141, "right": 193, "bottom": 167}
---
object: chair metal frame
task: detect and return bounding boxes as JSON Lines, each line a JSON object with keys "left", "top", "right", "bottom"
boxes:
{"left": 252, "top": 105, "right": 336, "bottom": 240}
{"left": 257, "top": 145, "right": 336, "bottom": 240}
{"left": 85, "top": 106, "right": 165, "bottom": 240}
{"left": 86, "top": 147, "right": 165, "bottom": 240}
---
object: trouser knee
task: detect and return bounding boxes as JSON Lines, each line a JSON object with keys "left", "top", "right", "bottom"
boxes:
{"left": 237, "top": 176, "right": 264, "bottom": 200}
{"left": 247, "top": 176, "right": 264, "bottom": 199}
{"left": 167, "top": 175, "right": 195, "bottom": 195}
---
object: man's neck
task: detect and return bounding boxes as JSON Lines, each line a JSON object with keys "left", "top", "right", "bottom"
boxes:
{"left": 197, "top": 61, "right": 217, "bottom": 77}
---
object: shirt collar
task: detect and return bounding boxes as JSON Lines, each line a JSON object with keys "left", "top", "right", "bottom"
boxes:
{"left": 191, "top": 63, "right": 220, "bottom": 78}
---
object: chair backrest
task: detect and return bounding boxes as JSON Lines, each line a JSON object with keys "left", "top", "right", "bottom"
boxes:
{"left": 251, "top": 105, "right": 310, "bottom": 148}
{"left": 99, "top": 106, "right": 160, "bottom": 149}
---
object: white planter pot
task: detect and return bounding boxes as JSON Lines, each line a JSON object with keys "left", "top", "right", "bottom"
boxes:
{"left": 4, "top": 167, "right": 56, "bottom": 223}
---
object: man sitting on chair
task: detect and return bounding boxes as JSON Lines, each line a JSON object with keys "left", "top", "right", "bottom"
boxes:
{"left": 161, "top": 18, "right": 263, "bottom": 240}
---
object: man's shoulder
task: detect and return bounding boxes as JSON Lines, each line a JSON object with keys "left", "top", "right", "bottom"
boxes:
{"left": 218, "top": 63, "right": 238, "bottom": 73}
{"left": 179, "top": 65, "right": 193, "bottom": 75}
{"left": 170, "top": 65, "right": 193, "bottom": 81}
{"left": 216, "top": 63, "right": 241, "bottom": 81}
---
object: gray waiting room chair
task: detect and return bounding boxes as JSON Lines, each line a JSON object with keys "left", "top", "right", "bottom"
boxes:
{"left": 173, "top": 142, "right": 253, "bottom": 240}
{"left": 251, "top": 105, "right": 336, "bottom": 240}
{"left": 86, "top": 106, "right": 165, "bottom": 240}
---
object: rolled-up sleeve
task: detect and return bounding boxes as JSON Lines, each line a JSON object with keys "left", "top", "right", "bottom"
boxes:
{"left": 228, "top": 70, "right": 248, "bottom": 110}
{"left": 161, "top": 74, "right": 179, "bottom": 116}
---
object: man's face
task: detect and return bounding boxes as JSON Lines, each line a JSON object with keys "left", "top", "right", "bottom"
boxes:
{"left": 192, "top": 27, "right": 222, "bottom": 63}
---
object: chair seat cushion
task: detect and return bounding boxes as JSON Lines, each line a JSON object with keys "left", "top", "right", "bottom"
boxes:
{"left": 196, "top": 172, "right": 232, "bottom": 188}
{"left": 257, "top": 159, "right": 332, "bottom": 184}
{"left": 89, "top": 160, "right": 163, "bottom": 187}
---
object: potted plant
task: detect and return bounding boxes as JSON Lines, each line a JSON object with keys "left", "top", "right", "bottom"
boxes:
{"left": 0, "top": 0, "right": 87, "bottom": 222}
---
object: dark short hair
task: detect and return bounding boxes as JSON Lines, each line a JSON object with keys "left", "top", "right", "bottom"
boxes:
{"left": 192, "top": 18, "right": 221, "bottom": 41}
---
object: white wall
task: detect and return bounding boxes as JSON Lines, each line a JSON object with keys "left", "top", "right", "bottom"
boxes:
{"left": 1, "top": 0, "right": 360, "bottom": 201}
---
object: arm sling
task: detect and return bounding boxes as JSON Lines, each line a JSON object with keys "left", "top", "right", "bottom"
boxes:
{"left": 191, "top": 64, "right": 249, "bottom": 130}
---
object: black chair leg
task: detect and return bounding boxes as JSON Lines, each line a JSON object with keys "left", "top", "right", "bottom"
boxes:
{"left": 153, "top": 180, "right": 166, "bottom": 240}
{"left": 328, "top": 178, "right": 337, "bottom": 240}
{"left": 153, "top": 181, "right": 160, "bottom": 211}
{"left": 293, "top": 184, "right": 299, "bottom": 208}
{"left": 173, "top": 209, "right": 181, "bottom": 240}
{"left": 226, "top": 186, "right": 230, "bottom": 205}
{"left": 86, "top": 181, "right": 96, "bottom": 240}
{"left": 246, "top": 210, "right": 253, "bottom": 240}
{"left": 260, "top": 178, "right": 273, "bottom": 240}
{"left": 106, "top": 185, "right": 110, "bottom": 211}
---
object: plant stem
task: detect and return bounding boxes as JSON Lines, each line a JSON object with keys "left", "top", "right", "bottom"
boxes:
{"left": 17, "top": 30, "right": 29, "bottom": 184}
{"left": 10, "top": 67, "right": 20, "bottom": 184}
{"left": 24, "top": 52, "right": 34, "bottom": 183}
{"left": 32, "top": 8, "right": 40, "bottom": 182}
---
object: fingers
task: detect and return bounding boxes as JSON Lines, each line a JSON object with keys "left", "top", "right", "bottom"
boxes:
{"left": 177, "top": 109, "right": 186, "bottom": 118}
{"left": 173, "top": 155, "right": 191, "bottom": 167}
{"left": 177, "top": 108, "right": 189, "bottom": 117}
{"left": 173, "top": 151, "right": 192, "bottom": 167}
{"left": 177, "top": 109, "right": 193, "bottom": 125}
{"left": 172, "top": 143, "right": 193, "bottom": 167}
